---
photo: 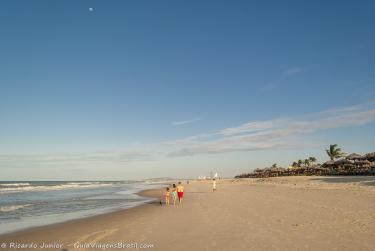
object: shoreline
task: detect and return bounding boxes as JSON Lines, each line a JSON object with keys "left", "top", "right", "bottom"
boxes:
{"left": 0, "top": 187, "right": 163, "bottom": 240}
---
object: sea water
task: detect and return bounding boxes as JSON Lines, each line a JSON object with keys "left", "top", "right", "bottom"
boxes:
{"left": 0, "top": 180, "right": 163, "bottom": 235}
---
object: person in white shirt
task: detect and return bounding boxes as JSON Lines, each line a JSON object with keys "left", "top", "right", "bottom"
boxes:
{"left": 212, "top": 179, "right": 217, "bottom": 192}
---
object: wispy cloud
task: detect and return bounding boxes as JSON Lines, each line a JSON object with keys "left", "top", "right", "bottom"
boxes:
{"left": 261, "top": 66, "right": 308, "bottom": 91}
{"left": 167, "top": 104, "right": 375, "bottom": 156}
{"left": 0, "top": 151, "right": 153, "bottom": 167}
{"left": 172, "top": 118, "right": 201, "bottom": 126}
{"left": 282, "top": 66, "right": 307, "bottom": 76}
{"left": 217, "top": 119, "right": 284, "bottom": 136}
{"left": 1, "top": 104, "right": 375, "bottom": 167}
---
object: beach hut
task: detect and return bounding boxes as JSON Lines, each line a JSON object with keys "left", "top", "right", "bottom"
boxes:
{"left": 322, "top": 160, "right": 335, "bottom": 167}
{"left": 364, "top": 152, "right": 375, "bottom": 161}
{"left": 345, "top": 153, "right": 362, "bottom": 160}
{"left": 334, "top": 158, "right": 353, "bottom": 165}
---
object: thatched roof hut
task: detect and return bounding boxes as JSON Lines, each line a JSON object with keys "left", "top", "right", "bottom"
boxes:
{"left": 322, "top": 160, "right": 335, "bottom": 167}
{"left": 346, "top": 153, "right": 362, "bottom": 160}
{"left": 364, "top": 152, "right": 375, "bottom": 161}
{"left": 314, "top": 166, "right": 329, "bottom": 171}
{"left": 335, "top": 158, "right": 353, "bottom": 165}
{"left": 355, "top": 160, "right": 371, "bottom": 165}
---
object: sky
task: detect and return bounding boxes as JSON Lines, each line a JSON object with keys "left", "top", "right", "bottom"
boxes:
{"left": 1, "top": 0, "right": 375, "bottom": 180}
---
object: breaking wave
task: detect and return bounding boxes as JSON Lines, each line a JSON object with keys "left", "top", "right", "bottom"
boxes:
{"left": 0, "top": 204, "right": 33, "bottom": 212}
{"left": 0, "top": 182, "right": 115, "bottom": 194}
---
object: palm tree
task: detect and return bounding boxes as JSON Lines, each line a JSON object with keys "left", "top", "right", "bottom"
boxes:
{"left": 297, "top": 159, "right": 303, "bottom": 167}
{"left": 292, "top": 162, "right": 298, "bottom": 168}
{"left": 304, "top": 159, "right": 310, "bottom": 167}
{"left": 271, "top": 163, "right": 277, "bottom": 168}
{"left": 325, "top": 144, "right": 345, "bottom": 161}
{"left": 309, "top": 156, "right": 317, "bottom": 164}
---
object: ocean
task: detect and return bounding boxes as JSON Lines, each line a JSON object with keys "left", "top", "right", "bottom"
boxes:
{"left": 0, "top": 180, "right": 163, "bottom": 235}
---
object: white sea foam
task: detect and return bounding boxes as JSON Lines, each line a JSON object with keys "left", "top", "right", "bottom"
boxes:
{"left": 0, "top": 204, "right": 33, "bottom": 212}
{"left": 0, "top": 183, "right": 30, "bottom": 187}
{"left": 0, "top": 182, "right": 115, "bottom": 194}
{"left": 67, "top": 182, "right": 101, "bottom": 185}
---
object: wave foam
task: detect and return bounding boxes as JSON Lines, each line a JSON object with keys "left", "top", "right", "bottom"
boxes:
{"left": 0, "top": 204, "right": 33, "bottom": 212}
{"left": 0, "top": 183, "right": 30, "bottom": 187}
{"left": 0, "top": 182, "right": 114, "bottom": 194}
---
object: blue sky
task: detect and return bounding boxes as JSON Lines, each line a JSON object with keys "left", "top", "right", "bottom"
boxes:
{"left": 1, "top": 0, "right": 375, "bottom": 180}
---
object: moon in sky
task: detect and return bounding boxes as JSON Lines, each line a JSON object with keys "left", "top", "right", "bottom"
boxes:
{"left": 89, "top": 7, "right": 94, "bottom": 12}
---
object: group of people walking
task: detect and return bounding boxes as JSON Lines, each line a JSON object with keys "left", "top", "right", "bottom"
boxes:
{"left": 164, "top": 182, "right": 184, "bottom": 206}
{"left": 163, "top": 179, "right": 218, "bottom": 206}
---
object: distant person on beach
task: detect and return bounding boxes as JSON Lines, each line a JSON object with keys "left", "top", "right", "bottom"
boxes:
{"left": 171, "top": 184, "right": 177, "bottom": 206}
{"left": 212, "top": 179, "right": 217, "bottom": 192}
{"left": 164, "top": 187, "right": 170, "bottom": 206}
{"left": 177, "top": 182, "right": 184, "bottom": 204}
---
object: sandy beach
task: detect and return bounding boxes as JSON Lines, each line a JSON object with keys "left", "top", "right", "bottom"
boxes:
{"left": 1, "top": 176, "right": 375, "bottom": 251}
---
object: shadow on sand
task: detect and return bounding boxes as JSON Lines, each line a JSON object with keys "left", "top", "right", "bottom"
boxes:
{"left": 311, "top": 176, "right": 375, "bottom": 186}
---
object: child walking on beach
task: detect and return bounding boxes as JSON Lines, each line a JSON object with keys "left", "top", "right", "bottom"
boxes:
{"left": 164, "top": 187, "right": 170, "bottom": 206}
{"left": 212, "top": 179, "right": 217, "bottom": 192}
{"left": 171, "top": 184, "right": 177, "bottom": 206}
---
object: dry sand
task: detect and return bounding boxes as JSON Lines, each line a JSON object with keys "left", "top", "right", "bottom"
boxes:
{"left": 1, "top": 176, "right": 375, "bottom": 251}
